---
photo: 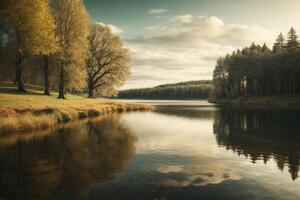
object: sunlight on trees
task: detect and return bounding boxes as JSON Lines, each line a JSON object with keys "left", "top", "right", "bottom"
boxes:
{"left": 1, "top": 1, "right": 300, "bottom": 101}
{"left": 213, "top": 27, "right": 300, "bottom": 99}
{"left": 53, "top": 0, "right": 89, "bottom": 99}
{"left": 0, "top": 0, "right": 132, "bottom": 99}
{"left": 3, "top": 0, "right": 58, "bottom": 92}
{"left": 86, "top": 23, "right": 130, "bottom": 98}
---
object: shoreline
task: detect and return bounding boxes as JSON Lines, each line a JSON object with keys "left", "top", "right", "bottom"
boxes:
{"left": 209, "top": 96, "right": 300, "bottom": 109}
{"left": 0, "top": 113, "right": 124, "bottom": 148}
{"left": 0, "top": 102, "right": 154, "bottom": 135}
{"left": 0, "top": 82, "right": 154, "bottom": 135}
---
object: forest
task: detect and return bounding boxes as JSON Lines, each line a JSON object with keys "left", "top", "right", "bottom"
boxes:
{"left": 213, "top": 27, "right": 300, "bottom": 99}
{"left": 0, "top": 0, "right": 130, "bottom": 98}
{"left": 118, "top": 80, "right": 213, "bottom": 100}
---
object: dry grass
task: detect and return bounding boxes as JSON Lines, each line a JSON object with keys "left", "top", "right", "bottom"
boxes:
{"left": 0, "top": 82, "right": 154, "bottom": 135}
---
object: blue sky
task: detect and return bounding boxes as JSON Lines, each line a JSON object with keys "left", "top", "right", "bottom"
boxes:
{"left": 84, "top": 0, "right": 300, "bottom": 89}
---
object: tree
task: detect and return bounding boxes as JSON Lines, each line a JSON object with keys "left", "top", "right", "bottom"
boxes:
{"left": 212, "top": 28, "right": 300, "bottom": 98}
{"left": 118, "top": 81, "right": 213, "bottom": 100}
{"left": 3, "top": 0, "right": 58, "bottom": 92}
{"left": 261, "top": 43, "right": 271, "bottom": 53}
{"left": 53, "top": 0, "right": 89, "bottom": 99}
{"left": 0, "top": 16, "right": 11, "bottom": 81}
{"left": 38, "top": 0, "right": 59, "bottom": 95}
{"left": 286, "top": 27, "right": 299, "bottom": 52}
{"left": 85, "top": 23, "right": 130, "bottom": 98}
{"left": 273, "top": 33, "right": 285, "bottom": 52}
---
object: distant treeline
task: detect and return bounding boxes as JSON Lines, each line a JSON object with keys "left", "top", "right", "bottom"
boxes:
{"left": 118, "top": 80, "right": 213, "bottom": 99}
{"left": 213, "top": 28, "right": 300, "bottom": 99}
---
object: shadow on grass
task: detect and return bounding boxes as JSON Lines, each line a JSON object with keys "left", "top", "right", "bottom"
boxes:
{"left": 0, "top": 82, "right": 45, "bottom": 96}
{"left": 0, "top": 87, "right": 45, "bottom": 96}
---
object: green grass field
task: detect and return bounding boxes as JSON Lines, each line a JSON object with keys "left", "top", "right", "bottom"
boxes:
{"left": 0, "top": 82, "right": 153, "bottom": 135}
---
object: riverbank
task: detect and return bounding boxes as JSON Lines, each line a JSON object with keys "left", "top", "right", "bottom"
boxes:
{"left": 209, "top": 96, "right": 300, "bottom": 109}
{"left": 0, "top": 82, "right": 154, "bottom": 135}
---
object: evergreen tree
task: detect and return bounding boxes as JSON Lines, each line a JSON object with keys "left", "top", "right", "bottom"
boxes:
{"left": 273, "top": 33, "right": 285, "bottom": 52}
{"left": 286, "top": 27, "right": 299, "bottom": 52}
{"left": 261, "top": 43, "right": 271, "bottom": 53}
{"left": 213, "top": 28, "right": 300, "bottom": 99}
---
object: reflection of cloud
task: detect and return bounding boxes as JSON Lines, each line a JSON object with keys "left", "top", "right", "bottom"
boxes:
{"left": 124, "top": 15, "right": 276, "bottom": 88}
{"left": 155, "top": 159, "right": 241, "bottom": 187}
{"left": 157, "top": 165, "right": 184, "bottom": 173}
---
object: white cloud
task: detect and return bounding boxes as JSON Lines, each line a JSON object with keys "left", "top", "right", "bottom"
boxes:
{"left": 172, "top": 15, "right": 194, "bottom": 23}
{"left": 96, "top": 22, "right": 124, "bottom": 35}
{"left": 149, "top": 9, "right": 168, "bottom": 15}
{"left": 123, "top": 15, "right": 277, "bottom": 89}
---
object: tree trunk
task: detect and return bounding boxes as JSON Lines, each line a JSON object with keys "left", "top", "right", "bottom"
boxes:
{"left": 15, "top": 52, "right": 25, "bottom": 92}
{"left": 43, "top": 55, "right": 50, "bottom": 95}
{"left": 88, "top": 88, "right": 94, "bottom": 98}
{"left": 58, "top": 65, "right": 65, "bottom": 99}
{"left": 16, "top": 63, "right": 25, "bottom": 92}
{"left": 88, "top": 76, "right": 94, "bottom": 98}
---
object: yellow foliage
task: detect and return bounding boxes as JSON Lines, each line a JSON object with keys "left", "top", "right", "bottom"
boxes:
{"left": 54, "top": 0, "right": 90, "bottom": 89}
{"left": 5, "top": 0, "right": 58, "bottom": 55}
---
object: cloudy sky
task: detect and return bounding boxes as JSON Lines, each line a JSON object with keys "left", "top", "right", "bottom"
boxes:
{"left": 84, "top": 0, "right": 300, "bottom": 89}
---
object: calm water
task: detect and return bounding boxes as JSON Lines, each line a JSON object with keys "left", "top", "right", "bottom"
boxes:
{"left": 1, "top": 101, "right": 300, "bottom": 200}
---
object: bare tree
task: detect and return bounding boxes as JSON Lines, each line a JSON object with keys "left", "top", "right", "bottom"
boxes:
{"left": 86, "top": 23, "right": 130, "bottom": 98}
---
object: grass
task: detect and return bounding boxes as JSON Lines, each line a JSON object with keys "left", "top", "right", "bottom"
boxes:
{"left": 0, "top": 81, "right": 154, "bottom": 135}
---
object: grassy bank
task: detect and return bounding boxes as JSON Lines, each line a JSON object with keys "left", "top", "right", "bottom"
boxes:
{"left": 0, "top": 82, "right": 154, "bottom": 135}
{"left": 209, "top": 96, "right": 300, "bottom": 109}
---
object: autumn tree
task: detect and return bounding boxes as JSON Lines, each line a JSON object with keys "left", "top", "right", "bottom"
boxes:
{"left": 0, "top": 16, "right": 10, "bottom": 81}
{"left": 53, "top": 0, "right": 89, "bottom": 99}
{"left": 3, "top": 0, "right": 58, "bottom": 92}
{"left": 38, "top": 0, "right": 59, "bottom": 95}
{"left": 85, "top": 23, "right": 130, "bottom": 98}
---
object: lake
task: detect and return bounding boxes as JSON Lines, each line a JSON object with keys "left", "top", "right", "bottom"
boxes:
{"left": 1, "top": 100, "right": 300, "bottom": 200}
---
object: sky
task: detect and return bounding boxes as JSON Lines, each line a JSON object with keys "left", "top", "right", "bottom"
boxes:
{"left": 84, "top": 0, "right": 300, "bottom": 89}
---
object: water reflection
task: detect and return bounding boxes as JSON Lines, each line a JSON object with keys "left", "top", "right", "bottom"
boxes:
{"left": 155, "top": 105, "right": 217, "bottom": 119}
{"left": 0, "top": 115, "right": 136, "bottom": 200}
{"left": 214, "top": 108, "right": 300, "bottom": 180}
{"left": 1, "top": 104, "right": 300, "bottom": 200}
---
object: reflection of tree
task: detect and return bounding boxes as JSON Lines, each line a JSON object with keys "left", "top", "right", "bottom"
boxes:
{"left": 0, "top": 115, "right": 137, "bottom": 200}
{"left": 156, "top": 106, "right": 216, "bottom": 119}
{"left": 87, "top": 118, "right": 137, "bottom": 182}
{"left": 213, "top": 108, "right": 300, "bottom": 180}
